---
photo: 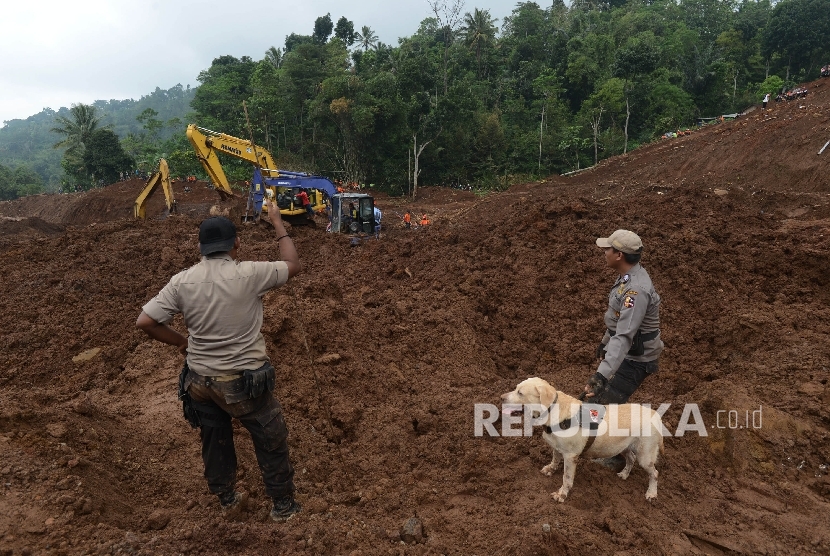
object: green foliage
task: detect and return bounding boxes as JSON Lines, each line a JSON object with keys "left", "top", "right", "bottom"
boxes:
{"left": 335, "top": 17, "right": 356, "bottom": 46}
{"left": 314, "top": 14, "right": 334, "bottom": 44}
{"left": 81, "top": 129, "right": 134, "bottom": 186}
{"left": 0, "top": 162, "right": 44, "bottom": 200}
{"left": 7, "top": 2, "right": 823, "bottom": 195}
{"left": 0, "top": 84, "right": 195, "bottom": 190}
{"left": 764, "top": 0, "right": 830, "bottom": 74}
{"left": 758, "top": 75, "right": 785, "bottom": 96}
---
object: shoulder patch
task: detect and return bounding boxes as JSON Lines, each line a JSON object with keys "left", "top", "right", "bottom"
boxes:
{"left": 623, "top": 296, "right": 636, "bottom": 308}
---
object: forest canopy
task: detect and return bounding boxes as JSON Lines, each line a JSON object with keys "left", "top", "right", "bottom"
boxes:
{"left": 1, "top": 0, "right": 827, "bottom": 197}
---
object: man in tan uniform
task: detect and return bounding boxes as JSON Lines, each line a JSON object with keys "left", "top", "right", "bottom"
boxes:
{"left": 583, "top": 229, "right": 663, "bottom": 404}
{"left": 136, "top": 200, "right": 301, "bottom": 522}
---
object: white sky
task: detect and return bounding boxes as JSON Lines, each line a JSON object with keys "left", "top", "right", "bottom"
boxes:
{"left": 0, "top": 0, "right": 519, "bottom": 126}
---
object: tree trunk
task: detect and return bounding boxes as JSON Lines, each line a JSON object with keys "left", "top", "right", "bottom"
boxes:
{"left": 538, "top": 103, "right": 545, "bottom": 174}
{"left": 591, "top": 107, "right": 603, "bottom": 165}
{"left": 624, "top": 96, "right": 630, "bottom": 154}
{"left": 412, "top": 129, "right": 441, "bottom": 199}
{"left": 732, "top": 67, "right": 738, "bottom": 109}
{"left": 413, "top": 134, "right": 420, "bottom": 199}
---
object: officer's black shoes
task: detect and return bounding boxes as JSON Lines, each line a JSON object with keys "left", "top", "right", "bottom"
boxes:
{"left": 270, "top": 496, "right": 301, "bottom": 522}
{"left": 219, "top": 491, "right": 248, "bottom": 518}
{"left": 592, "top": 455, "right": 627, "bottom": 473}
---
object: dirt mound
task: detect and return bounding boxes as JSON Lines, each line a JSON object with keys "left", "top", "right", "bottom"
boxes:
{"left": 0, "top": 179, "right": 226, "bottom": 229}
{"left": 1, "top": 81, "right": 829, "bottom": 555}
{"left": 0, "top": 216, "right": 64, "bottom": 239}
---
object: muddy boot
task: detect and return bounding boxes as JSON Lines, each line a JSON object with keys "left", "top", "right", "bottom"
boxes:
{"left": 218, "top": 491, "right": 247, "bottom": 518}
{"left": 270, "top": 496, "right": 302, "bottom": 522}
{"left": 592, "top": 455, "right": 627, "bottom": 473}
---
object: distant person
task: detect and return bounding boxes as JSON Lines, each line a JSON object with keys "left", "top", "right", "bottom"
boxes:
{"left": 763, "top": 93, "right": 770, "bottom": 110}
{"left": 420, "top": 214, "right": 430, "bottom": 226}
{"left": 136, "top": 205, "right": 302, "bottom": 522}
{"left": 403, "top": 211, "right": 411, "bottom": 229}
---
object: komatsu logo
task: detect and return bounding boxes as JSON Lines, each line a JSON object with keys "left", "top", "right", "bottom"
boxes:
{"left": 220, "top": 144, "right": 243, "bottom": 156}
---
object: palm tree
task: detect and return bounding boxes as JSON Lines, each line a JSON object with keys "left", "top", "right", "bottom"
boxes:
{"left": 462, "top": 9, "right": 498, "bottom": 72}
{"left": 51, "top": 103, "right": 107, "bottom": 156}
{"left": 264, "top": 46, "right": 282, "bottom": 69}
{"left": 354, "top": 26, "right": 378, "bottom": 51}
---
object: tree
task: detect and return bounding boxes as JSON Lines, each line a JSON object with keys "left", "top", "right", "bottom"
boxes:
{"left": 428, "top": 0, "right": 465, "bottom": 96}
{"left": 264, "top": 46, "right": 282, "bottom": 69}
{"left": 313, "top": 13, "right": 334, "bottom": 44}
{"left": 334, "top": 17, "right": 356, "bottom": 46}
{"left": 533, "top": 70, "right": 564, "bottom": 173}
{"left": 191, "top": 55, "right": 257, "bottom": 136}
{"left": 51, "top": 103, "right": 106, "bottom": 156}
{"left": 0, "top": 163, "right": 43, "bottom": 200}
{"left": 82, "top": 129, "right": 134, "bottom": 186}
{"left": 137, "top": 108, "right": 163, "bottom": 142}
{"left": 612, "top": 33, "right": 660, "bottom": 153}
{"left": 763, "top": 0, "right": 830, "bottom": 79}
{"left": 285, "top": 33, "right": 313, "bottom": 53}
{"left": 355, "top": 26, "right": 378, "bottom": 51}
{"left": 462, "top": 8, "right": 498, "bottom": 73}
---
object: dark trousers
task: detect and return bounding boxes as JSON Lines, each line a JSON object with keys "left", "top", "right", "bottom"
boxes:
{"left": 187, "top": 372, "right": 295, "bottom": 500}
{"left": 595, "top": 359, "right": 658, "bottom": 404}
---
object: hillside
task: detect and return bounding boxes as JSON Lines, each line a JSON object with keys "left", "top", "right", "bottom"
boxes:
{"left": 0, "top": 79, "right": 829, "bottom": 555}
{"left": 0, "top": 84, "right": 196, "bottom": 189}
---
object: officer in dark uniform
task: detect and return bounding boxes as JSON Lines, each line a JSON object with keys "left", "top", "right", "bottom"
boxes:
{"left": 584, "top": 229, "right": 663, "bottom": 404}
{"left": 136, "top": 200, "right": 302, "bottom": 522}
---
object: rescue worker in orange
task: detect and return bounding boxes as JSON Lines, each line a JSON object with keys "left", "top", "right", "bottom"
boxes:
{"left": 403, "top": 211, "right": 412, "bottom": 229}
{"left": 420, "top": 214, "right": 431, "bottom": 226}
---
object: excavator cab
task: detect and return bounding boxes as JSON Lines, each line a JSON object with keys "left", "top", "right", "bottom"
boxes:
{"left": 330, "top": 193, "right": 375, "bottom": 234}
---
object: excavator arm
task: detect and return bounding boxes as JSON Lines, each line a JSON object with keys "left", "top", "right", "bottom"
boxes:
{"left": 134, "top": 158, "right": 177, "bottom": 219}
{"left": 186, "top": 123, "right": 336, "bottom": 220}
{"left": 186, "top": 124, "right": 280, "bottom": 199}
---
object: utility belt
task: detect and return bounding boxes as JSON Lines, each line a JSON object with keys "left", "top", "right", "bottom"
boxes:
{"left": 608, "top": 329, "right": 659, "bottom": 357}
{"left": 177, "top": 362, "right": 276, "bottom": 428}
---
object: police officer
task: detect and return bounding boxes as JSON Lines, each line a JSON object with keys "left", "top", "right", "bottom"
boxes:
{"left": 136, "top": 199, "right": 302, "bottom": 522}
{"left": 584, "top": 229, "right": 663, "bottom": 404}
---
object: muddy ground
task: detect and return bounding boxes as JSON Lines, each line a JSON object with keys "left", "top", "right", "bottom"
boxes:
{"left": 1, "top": 80, "right": 830, "bottom": 556}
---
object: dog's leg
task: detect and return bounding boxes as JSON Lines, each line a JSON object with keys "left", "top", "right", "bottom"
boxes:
{"left": 638, "top": 446, "right": 659, "bottom": 500}
{"left": 643, "top": 463, "right": 658, "bottom": 500}
{"left": 617, "top": 449, "right": 636, "bottom": 480}
{"left": 541, "top": 449, "right": 560, "bottom": 476}
{"left": 552, "top": 455, "right": 577, "bottom": 503}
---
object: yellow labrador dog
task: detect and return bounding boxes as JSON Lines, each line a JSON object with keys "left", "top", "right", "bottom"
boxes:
{"left": 501, "top": 377, "right": 664, "bottom": 502}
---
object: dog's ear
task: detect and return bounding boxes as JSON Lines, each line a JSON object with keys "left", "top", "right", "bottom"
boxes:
{"left": 537, "top": 384, "right": 556, "bottom": 408}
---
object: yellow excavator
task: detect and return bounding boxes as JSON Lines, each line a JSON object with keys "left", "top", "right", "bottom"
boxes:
{"left": 186, "top": 124, "right": 332, "bottom": 219}
{"left": 134, "top": 158, "right": 177, "bottom": 219}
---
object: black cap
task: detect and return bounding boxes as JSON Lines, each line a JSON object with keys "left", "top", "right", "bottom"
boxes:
{"left": 199, "top": 216, "right": 237, "bottom": 256}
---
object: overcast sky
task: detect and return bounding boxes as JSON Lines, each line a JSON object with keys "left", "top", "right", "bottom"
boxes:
{"left": 0, "top": 0, "right": 520, "bottom": 127}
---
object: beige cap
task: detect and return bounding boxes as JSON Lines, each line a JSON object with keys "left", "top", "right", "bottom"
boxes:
{"left": 596, "top": 229, "right": 643, "bottom": 254}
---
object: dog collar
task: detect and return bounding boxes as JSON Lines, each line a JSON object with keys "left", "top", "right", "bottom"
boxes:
{"left": 543, "top": 392, "right": 563, "bottom": 434}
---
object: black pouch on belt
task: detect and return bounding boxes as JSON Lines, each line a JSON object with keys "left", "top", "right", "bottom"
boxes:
{"left": 243, "top": 362, "right": 276, "bottom": 400}
{"left": 628, "top": 330, "right": 645, "bottom": 356}
{"left": 178, "top": 363, "right": 201, "bottom": 428}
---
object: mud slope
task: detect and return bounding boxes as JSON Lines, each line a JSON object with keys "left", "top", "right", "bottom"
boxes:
{"left": 1, "top": 81, "right": 829, "bottom": 556}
